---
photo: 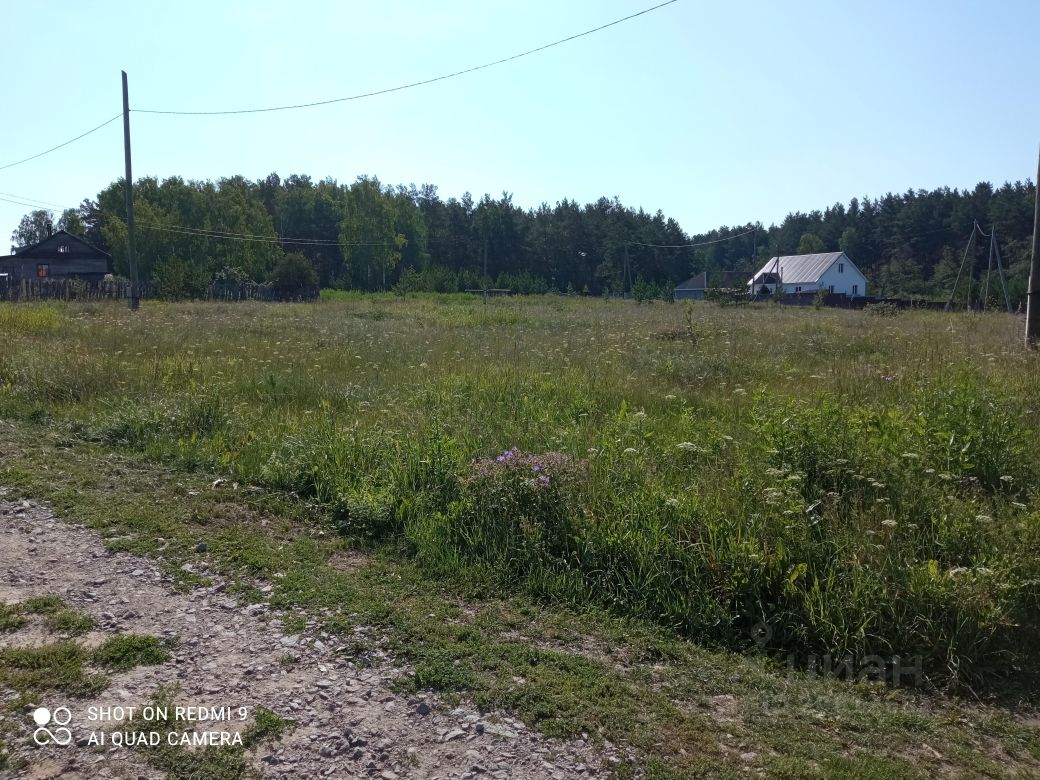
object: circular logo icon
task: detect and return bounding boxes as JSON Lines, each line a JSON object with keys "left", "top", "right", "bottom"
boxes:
{"left": 32, "top": 706, "right": 72, "bottom": 746}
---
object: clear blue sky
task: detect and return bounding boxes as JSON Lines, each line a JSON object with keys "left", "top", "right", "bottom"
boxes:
{"left": 1, "top": 0, "right": 1037, "bottom": 245}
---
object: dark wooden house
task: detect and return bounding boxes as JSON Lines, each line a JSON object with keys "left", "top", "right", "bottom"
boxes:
{"left": 0, "top": 231, "right": 111, "bottom": 282}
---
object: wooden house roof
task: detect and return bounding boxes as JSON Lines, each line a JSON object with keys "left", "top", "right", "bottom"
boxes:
{"left": 8, "top": 230, "right": 110, "bottom": 261}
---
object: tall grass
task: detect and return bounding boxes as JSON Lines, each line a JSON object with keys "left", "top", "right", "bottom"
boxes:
{"left": 1, "top": 297, "right": 1038, "bottom": 689}
{"left": 0, "top": 302, "right": 63, "bottom": 332}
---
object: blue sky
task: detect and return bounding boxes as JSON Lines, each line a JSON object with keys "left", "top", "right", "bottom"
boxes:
{"left": 1, "top": 0, "right": 1037, "bottom": 245}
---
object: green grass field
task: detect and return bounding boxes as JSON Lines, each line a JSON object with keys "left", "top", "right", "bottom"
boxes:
{"left": 1, "top": 294, "right": 1039, "bottom": 777}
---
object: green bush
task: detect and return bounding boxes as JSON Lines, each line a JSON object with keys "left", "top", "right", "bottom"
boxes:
{"left": 864, "top": 302, "right": 899, "bottom": 317}
{"left": 446, "top": 448, "right": 583, "bottom": 567}
{"left": 269, "top": 252, "right": 318, "bottom": 294}
{"left": 153, "top": 258, "right": 210, "bottom": 300}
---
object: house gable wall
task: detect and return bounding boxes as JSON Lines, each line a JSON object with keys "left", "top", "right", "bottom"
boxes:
{"left": 1, "top": 231, "right": 111, "bottom": 280}
{"left": 816, "top": 254, "right": 867, "bottom": 296}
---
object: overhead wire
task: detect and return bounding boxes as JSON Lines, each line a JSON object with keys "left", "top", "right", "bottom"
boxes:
{"left": 0, "top": 114, "right": 121, "bottom": 173}
{"left": 626, "top": 226, "right": 757, "bottom": 249}
{"left": 0, "top": 191, "right": 70, "bottom": 210}
{"left": 0, "top": 195, "right": 76, "bottom": 212}
{"left": 137, "top": 222, "right": 393, "bottom": 246}
{"left": 133, "top": 0, "right": 679, "bottom": 116}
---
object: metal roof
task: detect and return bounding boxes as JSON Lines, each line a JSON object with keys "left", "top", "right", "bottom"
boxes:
{"left": 675, "top": 271, "right": 750, "bottom": 291}
{"left": 748, "top": 252, "right": 848, "bottom": 285}
{"left": 674, "top": 272, "right": 707, "bottom": 291}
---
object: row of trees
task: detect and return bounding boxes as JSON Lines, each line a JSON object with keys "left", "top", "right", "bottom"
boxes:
{"left": 10, "top": 174, "right": 1037, "bottom": 302}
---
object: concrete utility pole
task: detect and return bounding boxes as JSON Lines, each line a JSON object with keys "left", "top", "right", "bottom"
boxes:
{"left": 121, "top": 71, "right": 139, "bottom": 310}
{"left": 1025, "top": 144, "right": 1040, "bottom": 346}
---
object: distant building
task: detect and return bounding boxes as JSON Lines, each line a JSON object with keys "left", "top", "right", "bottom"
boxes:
{"left": 748, "top": 252, "right": 866, "bottom": 297}
{"left": 673, "top": 271, "right": 748, "bottom": 300}
{"left": 0, "top": 230, "right": 112, "bottom": 283}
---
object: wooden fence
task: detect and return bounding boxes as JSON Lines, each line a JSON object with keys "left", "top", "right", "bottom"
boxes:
{"left": 774, "top": 292, "right": 948, "bottom": 310}
{"left": 0, "top": 278, "right": 318, "bottom": 303}
{"left": 208, "top": 281, "right": 320, "bottom": 302}
{"left": 0, "top": 278, "right": 149, "bottom": 302}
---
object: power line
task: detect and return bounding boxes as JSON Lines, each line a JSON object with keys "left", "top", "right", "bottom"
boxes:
{"left": 0, "top": 191, "right": 70, "bottom": 210}
{"left": 140, "top": 222, "right": 342, "bottom": 244}
{"left": 0, "top": 114, "right": 121, "bottom": 173}
{"left": 137, "top": 222, "right": 393, "bottom": 246}
{"left": 627, "top": 226, "right": 757, "bottom": 249}
{"left": 0, "top": 195, "right": 75, "bottom": 212}
{"left": 134, "top": 0, "right": 679, "bottom": 116}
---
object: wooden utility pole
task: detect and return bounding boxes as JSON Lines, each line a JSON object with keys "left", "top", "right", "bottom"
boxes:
{"left": 482, "top": 231, "right": 489, "bottom": 282}
{"left": 624, "top": 243, "right": 633, "bottom": 299}
{"left": 992, "top": 229, "right": 1013, "bottom": 314}
{"left": 121, "top": 71, "right": 139, "bottom": 310}
{"left": 1026, "top": 145, "right": 1040, "bottom": 346}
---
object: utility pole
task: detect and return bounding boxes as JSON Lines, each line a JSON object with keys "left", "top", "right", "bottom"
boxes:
{"left": 1027, "top": 145, "right": 1040, "bottom": 346}
{"left": 121, "top": 71, "right": 139, "bottom": 310}
{"left": 991, "top": 229, "right": 1012, "bottom": 314}
{"left": 624, "top": 243, "right": 633, "bottom": 299}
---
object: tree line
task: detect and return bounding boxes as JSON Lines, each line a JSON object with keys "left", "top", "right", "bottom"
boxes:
{"left": 9, "top": 174, "right": 1037, "bottom": 302}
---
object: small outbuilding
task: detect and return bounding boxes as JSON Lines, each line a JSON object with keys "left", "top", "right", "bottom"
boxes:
{"left": 674, "top": 271, "right": 749, "bottom": 300}
{"left": 0, "top": 230, "right": 112, "bottom": 282}
{"left": 748, "top": 252, "right": 866, "bottom": 297}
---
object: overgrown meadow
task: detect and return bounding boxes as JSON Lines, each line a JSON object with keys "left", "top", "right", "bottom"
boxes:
{"left": 2, "top": 295, "right": 1038, "bottom": 692}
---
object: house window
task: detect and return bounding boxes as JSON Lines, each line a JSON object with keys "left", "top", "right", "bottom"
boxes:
{"left": 58, "top": 242, "right": 70, "bottom": 253}
{"left": 839, "top": 263, "right": 844, "bottom": 273}
{"left": 853, "top": 284, "right": 858, "bottom": 295}
{"left": 795, "top": 286, "right": 802, "bottom": 292}
{"left": 828, "top": 285, "right": 834, "bottom": 293}
{"left": 37, "top": 264, "right": 49, "bottom": 278}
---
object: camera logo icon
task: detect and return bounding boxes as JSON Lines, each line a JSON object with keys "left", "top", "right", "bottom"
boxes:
{"left": 32, "top": 707, "right": 73, "bottom": 746}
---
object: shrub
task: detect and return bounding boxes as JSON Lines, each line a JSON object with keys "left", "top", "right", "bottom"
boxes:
{"left": 269, "top": 252, "right": 318, "bottom": 294}
{"left": 427, "top": 448, "right": 585, "bottom": 572}
{"left": 912, "top": 372, "right": 1031, "bottom": 493}
{"left": 864, "top": 302, "right": 899, "bottom": 317}
{"left": 152, "top": 258, "right": 209, "bottom": 300}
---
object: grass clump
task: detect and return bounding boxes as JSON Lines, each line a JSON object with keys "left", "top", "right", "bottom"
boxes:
{"left": 0, "top": 603, "right": 28, "bottom": 633}
{"left": 0, "top": 303, "right": 62, "bottom": 333}
{"left": 44, "top": 609, "right": 95, "bottom": 636}
{"left": 0, "top": 643, "right": 108, "bottom": 698}
{"left": 244, "top": 707, "right": 294, "bottom": 745}
{"left": 92, "top": 634, "right": 171, "bottom": 671}
{"left": 20, "top": 595, "right": 65, "bottom": 614}
{"left": 1, "top": 596, "right": 93, "bottom": 635}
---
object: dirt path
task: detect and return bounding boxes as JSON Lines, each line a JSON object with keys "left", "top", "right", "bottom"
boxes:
{"left": 0, "top": 496, "right": 623, "bottom": 779}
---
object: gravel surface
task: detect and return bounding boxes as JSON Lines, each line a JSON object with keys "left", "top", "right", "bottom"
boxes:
{"left": 0, "top": 494, "right": 627, "bottom": 779}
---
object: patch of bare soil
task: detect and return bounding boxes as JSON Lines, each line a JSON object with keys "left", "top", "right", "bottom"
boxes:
{"left": 0, "top": 496, "right": 627, "bottom": 779}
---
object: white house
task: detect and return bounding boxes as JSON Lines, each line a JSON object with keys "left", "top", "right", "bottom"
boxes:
{"left": 748, "top": 252, "right": 867, "bottom": 298}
